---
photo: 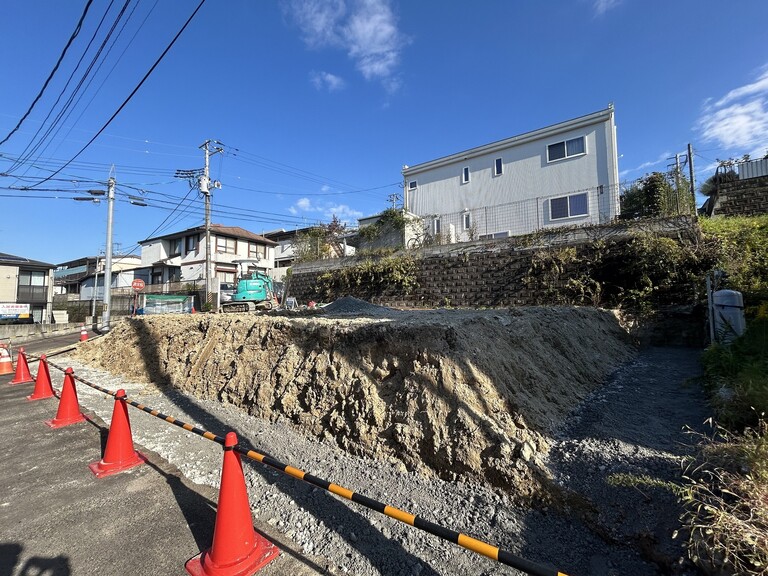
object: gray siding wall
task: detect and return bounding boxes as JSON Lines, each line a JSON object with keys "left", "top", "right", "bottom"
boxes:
{"left": 405, "top": 109, "right": 619, "bottom": 238}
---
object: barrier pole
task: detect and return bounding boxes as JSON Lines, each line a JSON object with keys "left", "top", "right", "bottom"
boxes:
{"left": 42, "top": 358, "right": 569, "bottom": 576}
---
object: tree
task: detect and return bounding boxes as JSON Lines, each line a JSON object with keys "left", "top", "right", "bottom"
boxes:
{"left": 620, "top": 171, "right": 695, "bottom": 219}
{"left": 292, "top": 215, "right": 348, "bottom": 262}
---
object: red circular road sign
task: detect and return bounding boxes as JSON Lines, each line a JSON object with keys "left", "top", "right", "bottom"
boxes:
{"left": 131, "top": 279, "right": 146, "bottom": 291}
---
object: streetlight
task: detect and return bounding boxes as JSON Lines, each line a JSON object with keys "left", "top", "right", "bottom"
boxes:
{"left": 84, "top": 179, "right": 116, "bottom": 333}
{"left": 84, "top": 178, "right": 146, "bottom": 332}
{"left": 102, "top": 178, "right": 115, "bottom": 333}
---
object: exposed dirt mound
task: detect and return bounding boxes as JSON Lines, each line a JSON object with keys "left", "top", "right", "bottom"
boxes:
{"left": 74, "top": 306, "right": 634, "bottom": 499}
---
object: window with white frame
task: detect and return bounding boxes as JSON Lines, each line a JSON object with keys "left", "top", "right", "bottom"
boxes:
{"left": 408, "top": 180, "right": 417, "bottom": 191}
{"left": 248, "top": 242, "right": 266, "bottom": 259}
{"left": 462, "top": 212, "right": 471, "bottom": 230}
{"left": 216, "top": 236, "right": 236, "bottom": 254}
{"left": 169, "top": 237, "right": 182, "bottom": 256}
{"left": 432, "top": 217, "right": 441, "bottom": 235}
{"left": 550, "top": 192, "right": 588, "bottom": 220}
{"left": 494, "top": 157, "right": 503, "bottom": 176}
{"left": 547, "top": 136, "right": 586, "bottom": 162}
{"left": 462, "top": 166, "right": 470, "bottom": 184}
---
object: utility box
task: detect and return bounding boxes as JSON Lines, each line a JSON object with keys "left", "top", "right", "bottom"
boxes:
{"left": 713, "top": 290, "right": 746, "bottom": 344}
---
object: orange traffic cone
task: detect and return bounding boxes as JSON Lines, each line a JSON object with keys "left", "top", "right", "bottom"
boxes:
{"left": 191, "top": 305, "right": 197, "bottom": 314}
{"left": 46, "top": 368, "right": 86, "bottom": 428}
{"left": 10, "top": 347, "right": 34, "bottom": 385}
{"left": 79, "top": 324, "right": 88, "bottom": 342}
{"left": 185, "top": 432, "right": 279, "bottom": 576}
{"left": 0, "top": 345, "right": 13, "bottom": 376}
{"left": 27, "top": 355, "right": 55, "bottom": 401}
{"left": 89, "top": 389, "right": 146, "bottom": 478}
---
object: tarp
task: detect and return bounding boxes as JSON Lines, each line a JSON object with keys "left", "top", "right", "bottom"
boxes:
{"left": 142, "top": 295, "right": 193, "bottom": 315}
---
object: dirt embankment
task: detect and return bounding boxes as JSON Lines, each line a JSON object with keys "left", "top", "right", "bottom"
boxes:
{"left": 75, "top": 304, "right": 634, "bottom": 500}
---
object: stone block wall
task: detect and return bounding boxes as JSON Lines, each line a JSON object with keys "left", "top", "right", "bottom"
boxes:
{"left": 714, "top": 176, "right": 768, "bottom": 216}
{"left": 287, "top": 218, "right": 700, "bottom": 309}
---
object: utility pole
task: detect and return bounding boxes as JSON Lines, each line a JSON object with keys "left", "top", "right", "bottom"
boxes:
{"left": 674, "top": 153, "right": 682, "bottom": 214}
{"left": 91, "top": 261, "right": 99, "bottom": 320}
{"left": 199, "top": 140, "right": 222, "bottom": 308}
{"left": 688, "top": 143, "right": 696, "bottom": 216}
{"left": 102, "top": 176, "right": 116, "bottom": 332}
{"left": 387, "top": 192, "right": 400, "bottom": 210}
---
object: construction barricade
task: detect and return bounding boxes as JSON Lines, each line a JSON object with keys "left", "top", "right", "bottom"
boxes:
{"left": 33, "top": 354, "right": 569, "bottom": 576}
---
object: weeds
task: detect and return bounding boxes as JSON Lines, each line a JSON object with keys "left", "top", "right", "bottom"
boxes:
{"left": 680, "top": 419, "right": 768, "bottom": 575}
{"left": 701, "top": 317, "right": 768, "bottom": 429}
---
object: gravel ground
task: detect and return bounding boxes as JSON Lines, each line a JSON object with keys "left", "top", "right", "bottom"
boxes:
{"left": 54, "top": 344, "right": 711, "bottom": 576}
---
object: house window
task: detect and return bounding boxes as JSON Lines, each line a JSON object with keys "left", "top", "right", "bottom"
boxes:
{"left": 547, "top": 136, "right": 586, "bottom": 162}
{"left": 408, "top": 180, "right": 417, "bottom": 191}
{"left": 462, "top": 166, "right": 470, "bottom": 184}
{"left": 550, "top": 192, "right": 589, "bottom": 220}
{"left": 17, "top": 270, "right": 47, "bottom": 302}
{"left": 216, "top": 236, "right": 236, "bottom": 254}
{"left": 169, "top": 238, "right": 182, "bottom": 256}
{"left": 185, "top": 235, "right": 198, "bottom": 253}
{"left": 248, "top": 242, "right": 266, "bottom": 259}
{"left": 463, "top": 212, "right": 472, "bottom": 230}
{"left": 494, "top": 158, "right": 503, "bottom": 176}
{"left": 432, "top": 218, "right": 441, "bottom": 236}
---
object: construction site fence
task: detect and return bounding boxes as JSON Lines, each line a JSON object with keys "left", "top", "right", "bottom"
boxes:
{"left": 27, "top": 349, "right": 569, "bottom": 576}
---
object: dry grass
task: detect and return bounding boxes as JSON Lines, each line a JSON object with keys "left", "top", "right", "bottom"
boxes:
{"left": 681, "top": 419, "right": 768, "bottom": 575}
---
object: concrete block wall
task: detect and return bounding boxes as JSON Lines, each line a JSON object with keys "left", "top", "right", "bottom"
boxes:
{"left": 287, "top": 218, "right": 700, "bottom": 309}
{"left": 289, "top": 242, "right": 595, "bottom": 308}
{"left": 715, "top": 176, "right": 768, "bottom": 216}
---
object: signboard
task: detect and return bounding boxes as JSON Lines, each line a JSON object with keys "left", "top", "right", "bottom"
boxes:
{"left": 143, "top": 295, "right": 193, "bottom": 315}
{"left": 131, "top": 279, "right": 146, "bottom": 291}
{"left": 0, "top": 303, "right": 30, "bottom": 320}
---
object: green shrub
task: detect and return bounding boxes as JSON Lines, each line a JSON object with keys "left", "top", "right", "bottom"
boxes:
{"left": 700, "top": 215, "right": 768, "bottom": 294}
{"left": 702, "top": 317, "right": 768, "bottom": 429}
{"left": 317, "top": 254, "right": 418, "bottom": 300}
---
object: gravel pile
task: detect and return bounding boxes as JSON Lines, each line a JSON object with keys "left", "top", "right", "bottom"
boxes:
{"left": 318, "top": 296, "right": 402, "bottom": 318}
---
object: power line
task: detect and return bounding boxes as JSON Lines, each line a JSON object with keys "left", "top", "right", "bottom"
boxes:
{"left": 24, "top": 0, "right": 208, "bottom": 188}
{"left": 10, "top": 0, "right": 139, "bottom": 178}
{"left": 0, "top": 0, "right": 95, "bottom": 146}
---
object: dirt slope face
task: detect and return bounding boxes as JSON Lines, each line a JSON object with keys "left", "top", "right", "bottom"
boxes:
{"left": 75, "top": 306, "right": 634, "bottom": 500}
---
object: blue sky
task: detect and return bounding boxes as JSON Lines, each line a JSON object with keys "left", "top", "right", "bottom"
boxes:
{"left": 1, "top": 0, "right": 767, "bottom": 264}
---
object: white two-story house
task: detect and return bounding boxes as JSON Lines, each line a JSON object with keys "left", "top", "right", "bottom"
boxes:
{"left": 139, "top": 224, "right": 277, "bottom": 286}
{"left": 402, "top": 106, "right": 620, "bottom": 242}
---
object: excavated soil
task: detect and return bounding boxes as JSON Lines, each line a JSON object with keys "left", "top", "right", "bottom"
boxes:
{"left": 74, "top": 302, "right": 634, "bottom": 501}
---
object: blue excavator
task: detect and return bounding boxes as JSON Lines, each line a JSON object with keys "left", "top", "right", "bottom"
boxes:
{"left": 220, "top": 271, "right": 277, "bottom": 313}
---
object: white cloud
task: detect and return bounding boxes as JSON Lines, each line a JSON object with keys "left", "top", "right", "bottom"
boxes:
{"left": 619, "top": 151, "right": 671, "bottom": 178}
{"left": 310, "top": 70, "right": 346, "bottom": 91}
{"left": 285, "top": 0, "right": 405, "bottom": 90}
{"left": 715, "top": 69, "right": 768, "bottom": 108}
{"left": 289, "top": 196, "right": 363, "bottom": 224}
{"left": 697, "top": 67, "right": 768, "bottom": 154}
{"left": 593, "top": 0, "right": 621, "bottom": 16}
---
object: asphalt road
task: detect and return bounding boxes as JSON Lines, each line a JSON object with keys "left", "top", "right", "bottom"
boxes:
{"left": 0, "top": 333, "right": 324, "bottom": 576}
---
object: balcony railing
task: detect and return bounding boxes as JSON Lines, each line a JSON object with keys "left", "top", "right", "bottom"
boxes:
{"left": 17, "top": 285, "right": 49, "bottom": 303}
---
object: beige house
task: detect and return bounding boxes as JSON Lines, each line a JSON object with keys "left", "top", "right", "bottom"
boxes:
{"left": 138, "top": 224, "right": 277, "bottom": 287}
{"left": 0, "top": 252, "right": 55, "bottom": 324}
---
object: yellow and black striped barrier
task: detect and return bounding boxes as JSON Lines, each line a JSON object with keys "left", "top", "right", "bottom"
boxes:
{"left": 42, "top": 357, "right": 569, "bottom": 576}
